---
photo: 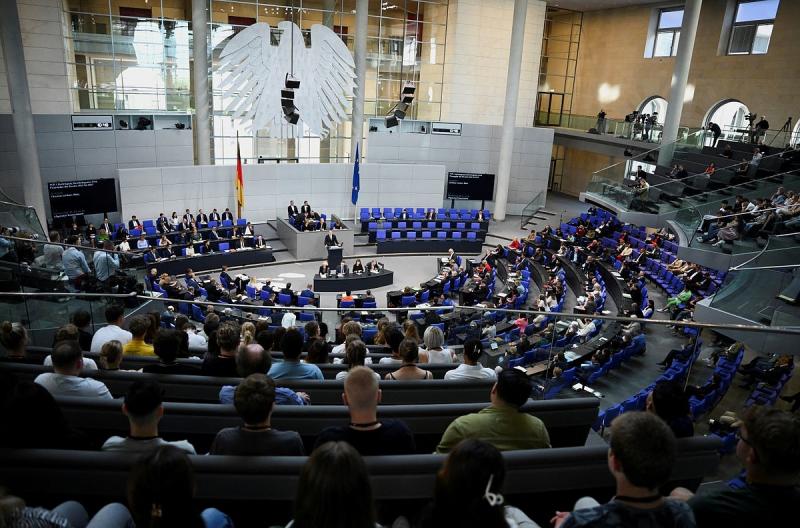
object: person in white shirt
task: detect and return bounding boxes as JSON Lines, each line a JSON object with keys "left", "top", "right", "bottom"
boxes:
{"left": 331, "top": 321, "right": 362, "bottom": 356}
{"left": 444, "top": 338, "right": 497, "bottom": 381}
{"left": 90, "top": 304, "right": 133, "bottom": 353}
{"left": 334, "top": 340, "right": 380, "bottom": 381}
{"left": 43, "top": 231, "right": 64, "bottom": 269}
{"left": 34, "top": 340, "right": 112, "bottom": 399}
{"left": 102, "top": 380, "right": 195, "bottom": 454}
{"left": 136, "top": 234, "right": 150, "bottom": 250}
{"left": 419, "top": 325, "right": 456, "bottom": 364}
{"left": 44, "top": 354, "right": 97, "bottom": 371}
{"left": 116, "top": 236, "right": 131, "bottom": 252}
{"left": 281, "top": 311, "right": 297, "bottom": 329}
{"left": 576, "top": 318, "right": 597, "bottom": 340}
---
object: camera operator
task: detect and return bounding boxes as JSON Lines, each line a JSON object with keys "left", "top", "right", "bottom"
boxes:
{"left": 596, "top": 109, "right": 607, "bottom": 134}
{"left": 755, "top": 115, "right": 770, "bottom": 143}
{"left": 745, "top": 112, "right": 758, "bottom": 143}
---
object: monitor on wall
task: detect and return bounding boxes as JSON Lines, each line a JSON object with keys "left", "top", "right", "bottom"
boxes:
{"left": 48, "top": 179, "right": 118, "bottom": 219}
{"left": 446, "top": 172, "right": 495, "bottom": 201}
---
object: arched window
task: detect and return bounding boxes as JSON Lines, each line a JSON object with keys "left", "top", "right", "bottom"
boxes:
{"left": 637, "top": 96, "right": 668, "bottom": 125}
{"left": 703, "top": 99, "right": 750, "bottom": 144}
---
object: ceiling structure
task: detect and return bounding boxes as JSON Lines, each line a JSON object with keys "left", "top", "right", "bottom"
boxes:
{"left": 547, "top": 0, "right": 680, "bottom": 11}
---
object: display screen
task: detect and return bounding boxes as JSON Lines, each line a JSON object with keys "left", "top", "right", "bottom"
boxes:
{"left": 446, "top": 172, "right": 495, "bottom": 201}
{"left": 48, "top": 179, "right": 118, "bottom": 219}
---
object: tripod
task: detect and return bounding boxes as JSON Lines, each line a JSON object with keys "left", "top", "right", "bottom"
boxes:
{"left": 769, "top": 117, "right": 793, "bottom": 147}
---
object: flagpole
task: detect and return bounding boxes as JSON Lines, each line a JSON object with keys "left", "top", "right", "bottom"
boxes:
{"left": 236, "top": 131, "right": 243, "bottom": 219}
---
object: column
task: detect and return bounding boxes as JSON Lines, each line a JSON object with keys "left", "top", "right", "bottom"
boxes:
{"left": 350, "top": 0, "right": 368, "bottom": 162}
{"left": 192, "top": 0, "right": 212, "bottom": 165}
{"left": 0, "top": 0, "right": 46, "bottom": 226}
{"left": 657, "top": 0, "right": 702, "bottom": 166}
{"left": 320, "top": 0, "right": 337, "bottom": 163}
{"left": 493, "top": 0, "right": 528, "bottom": 221}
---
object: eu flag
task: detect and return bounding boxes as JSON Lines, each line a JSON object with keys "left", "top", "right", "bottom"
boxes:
{"left": 351, "top": 143, "right": 360, "bottom": 205}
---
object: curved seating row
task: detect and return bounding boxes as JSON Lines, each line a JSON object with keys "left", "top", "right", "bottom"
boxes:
{"left": 360, "top": 207, "right": 490, "bottom": 222}
{"left": 47, "top": 395, "right": 600, "bottom": 454}
{"left": 0, "top": 436, "right": 720, "bottom": 527}
{"left": 1, "top": 362, "right": 493, "bottom": 405}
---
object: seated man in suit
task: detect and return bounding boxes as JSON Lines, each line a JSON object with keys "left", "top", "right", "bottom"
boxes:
{"left": 209, "top": 208, "right": 221, "bottom": 222}
{"left": 219, "top": 264, "right": 236, "bottom": 291}
{"left": 362, "top": 289, "right": 376, "bottom": 304}
{"left": 156, "top": 213, "right": 170, "bottom": 234}
{"left": 324, "top": 229, "right": 340, "bottom": 247}
{"left": 208, "top": 226, "right": 222, "bottom": 244}
{"left": 301, "top": 201, "right": 311, "bottom": 215}
{"left": 300, "top": 284, "right": 315, "bottom": 298}
{"left": 475, "top": 210, "right": 486, "bottom": 222}
{"left": 222, "top": 208, "right": 234, "bottom": 221}
{"left": 367, "top": 259, "right": 383, "bottom": 273}
{"left": 196, "top": 209, "right": 209, "bottom": 227}
{"left": 100, "top": 217, "right": 114, "bottom": 237}
{"left": 447, "top": 248, "right": 457, "bottom": 265}
{"left": 288, "top": 200, "right": 299, "bottom": 218}
{"left": 318, "top": 260, "right": 330, "bottom": 276}
{"left": 338, "top": 261, "right": 350, "bottom": 275}
{"left": 425, "top": 208, "right": 437, "bottom": 220}
{"left": 399, "top": 208, "right": 410, "bottom": 220}
{"left": 182, "top": 209, "right": 194, "bottom": 224}
{"left": 128, "top": 216, "right": 142, "bottom": 230}
{"left": 184, "top": 268, "right": 200, "bottom": 292}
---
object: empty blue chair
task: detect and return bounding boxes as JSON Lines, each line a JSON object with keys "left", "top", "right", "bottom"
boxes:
{"left": 144, "top": 227, "right": 156, "bottom": 236}
{"left": 191, "top": 304, "right": 206, "bottom": 323}
{"left": 143, "top": 219, "right": 155, "bottom": 229}
{"left": 222, "top": 220, "right": 233, "bottom": 227}
{"left": 368, "top": 222, "right": 378, "bottom": 230}
{"left": 237, "top": 218, "right": 247, "bottom": 226}
{"left": 401, "top": 295, "right": 416, "bottom": 307}
{"left": 208, "top": 220, "right": 219, "bottom": 228}
{"left": 278, "top": 293, "right": 292, "bottom": 305}
{"left": 297, "top": 296, "right": 311, "bottom": 307}
{"left": 422, "top": 231, "right": 432, "bottom": 239}
{"left": 407, "top": 231, "right": 417, "bottom": 239}
{"left": 130, "top": 229, "right": 142, "bottom": 237}
{"left": 466, "top": 232, "right": 477, "bottom": 240}
{"left": 437, "top": 231, "right": 447, "bottom": 239}
{"left": 420, "top": 290, "right": 430, "bottom": 302}
{"left": 470, "top": 222, "right": 480, "bottom": 230}
{"left": 456, "top": 222, "right": 466, "bottom": 229}
{"left": 441, "top": 222, "right": 451, "bottom": 229}
{"left": 218, "top": 242, "right": 230, "bottom": 251}
{"left": 452, "top": 231, "right": 462, "bottom": 239}
{"left": 245, "top": 285, "right": 257, "bottom": 298}
{"left": 456, "top": 255, "right": 462, "bottom": 266}
{"left": 376, "top": 230, "right": 387, "bottom": 241}
{"left": 391, "top": 231, "right": 401, "bottom": 239}
{"left": 412, "top": 221, "right": 422, "bottom": 229}
{"left": 362, "top": 300, "right": 377, "bottom": 308}
{"left": 427, "top": 221, "right": 436, "bottom": 229}
{"left": 398, "top": 222, "right": 407, "bottom": 229}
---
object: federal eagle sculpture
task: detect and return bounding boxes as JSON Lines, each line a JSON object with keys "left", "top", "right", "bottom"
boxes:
{"left": 216, "top": 21, "right": 356, "bottom": 137}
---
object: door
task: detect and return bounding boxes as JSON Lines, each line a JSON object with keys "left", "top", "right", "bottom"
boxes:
{"left": 535, "top": 92, "right": 565, "bottom": 126}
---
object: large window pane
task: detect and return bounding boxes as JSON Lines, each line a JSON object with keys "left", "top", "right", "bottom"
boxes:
{"left": 653, "top": 31, "right": 674, "bottom": 57}
{"left": 752, "top": 23, "right": 773, "bottom": 54}
{"left": 735, "top": 0, "right": 780, "bottom": 22}
{"left": 659, "top": 9, "right": 683, "bottom": 29}
{"left": 729, "top": 24, "right": 756, "bottom": 54}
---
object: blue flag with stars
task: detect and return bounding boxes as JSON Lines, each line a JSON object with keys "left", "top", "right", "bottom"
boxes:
{"left": 351, "top": 143, "right": 360, "bottom": 205}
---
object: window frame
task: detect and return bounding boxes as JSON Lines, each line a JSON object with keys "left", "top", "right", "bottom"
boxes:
{"left": 652, "top": 7, "right": 683, "bottom": 58}
{"left": 727, "top": 0, "right": 779, "bottom": 55}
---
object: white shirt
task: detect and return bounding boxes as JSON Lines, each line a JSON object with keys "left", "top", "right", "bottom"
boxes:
{"left": 444, "top": 363, "right": 497, "bottom": 381}
{"left": 335, "top": 369, "right": 380, "bottom": 381}
{"left": 102, "top": 436, "right": 196, "bottom": 454}
{"left": 136, "top": 239, "right": 150, "bottom": 249}
{"left": 423, "top": 347, "right": 455, "bottom": 364}
{"left": 378, "top": 357, "right": 402, "bottom": 365}
{"left": 281, "top": 312, "right": 297, "bottom": 328}
{"left": 577, "top": 321, "right": 596, "bottom": 337}
{"left": 34, "top": 372, "right": 113, "bottom": 399}
{"left": 90, "top": 324, "right": 133, "bottom": 353}
{"left": 186, "top": 331, "right": 207, "bottom": 350}
{"left": 331, "top": 343, "right": 346, "bottom": 355}
{"left": 44, "top": 356, "right": 98, "bottom": 371}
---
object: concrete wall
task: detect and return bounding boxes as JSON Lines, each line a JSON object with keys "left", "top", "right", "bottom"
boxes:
{"left": 117, "top": 162, "right": 447, "bottom": 223}
{"left": 570, "top": 0, "right": 800, "bottom": 128}
{"left": 0, "top": 114, "right": 194, "bottom": 220}
{"left": 441, "top": 0, "right": 546, "bottom": 127}
{"left": 367, "top": 123, "right": 554, "bottom": 214}
{"left": 560, "top": 147, "right": 620, "bottom": 198}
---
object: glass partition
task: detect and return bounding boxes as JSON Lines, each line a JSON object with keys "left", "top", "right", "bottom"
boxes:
{"left": 520, "top": 190, "right": 546, "bottom": 229}
{"left": 0, "top": 200, "right": 46, "bottom": 238}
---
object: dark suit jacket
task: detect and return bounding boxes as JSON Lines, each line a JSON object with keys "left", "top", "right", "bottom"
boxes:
{"left": 209, "top": 230, "right": 221, "bottom": 240}
{"left": 301, "top": 205, "right": 311, "bottom": 214}
{"left": 324, "top": 235, "right": 339, "bottom": 246}
{"left": 196, "top": 214, "right": 208, "bottom": 224}
{"left": 209, "top": 212, "right": 221, "bottom": 222}
{"left": 128, "top": 220, "right": 141, "bottom": 230}
{"left": 318, "top": 266, "right": 329, "bottom": 275}
{"left": 288, "top": 205, "right": 299, "bottom": 217}
{"left": 222, "top": 211, "right": 234, "bottom": 221}
{"left": 101, "top": 222, "right": 113, "bottom": 234}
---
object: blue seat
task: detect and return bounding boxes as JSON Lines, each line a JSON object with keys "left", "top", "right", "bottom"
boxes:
{"left": 297, "top": 296, "right": 311, "bottom": 307}
{"left": 208, "top": 220, "right": 218, "bottom": 228}
{"left": 391, "top": 231, "right": 401, "bottom": 239}
{"left": 420, "top": 290, "right": 430, "bottom": 302}
{"left": 259, "top": 289, "right": 271, "bottom": 301}
{"left": 412, "top": 221, "right": 422, "bottom": 229}
{"left": 422, "top": 231, "right": 432, "bottom": 239}
{"left": 340, "top": 300, "right": 355, "bottom": 309}
{"left": 191, "top": 304, "right": 206, "bottom": 323}
{"left": 144, "top": 227, "right": 157, "bottom": 236}
{"left": 368, "top": 222, "right": 378, "bottom": 230}
{"left": 470, "top": 222, "right": 480, "bottom": 230}
{"left": 218, "top": 242, "right": 230, "bottom": 251}
{"left": 376, "top": 230, "right": 387, "bottom": 241}
{"left": 397, "top": 222, "right": 407, "bottom": 229}
{"left": 466, "top": 232, "right": 477, "bottom": 240}
{"left": 245, "top": 285, "right": 257, "bottom": 298}
{"left": 237, "top": 218, "right": 247, "bottom": 225}
{"left": 456, "top": 256, "right": 462, "bottom": 266}
{"left": 456, "top": 222, "right": 465, "bottom": 229}
{"left": 437, "top": 231, "right": 447, "bottom": 239}
{"left": 130, "top": 229, "right": 141, "bottom": 237}
{"left": 278, "top": 293, "right": 292, "bottom": 305}
{"left": 401, "top": 295, "right": 416, "bottom": 307}
{"left": 427, "top": 222, "right": 436, "bottom": 229}
{"left": 406, "top": 231, "right": 417, "bottom": 239}
{"left": 452, "top": 231, "right": 462, "bottom": 239}
{"left": 441, "top": 222, "right": 451, "bottom": 229}
{"left": 143, "top": 219, "right": 155, "bottom": 229}
{"left": 222, "top": 220, "right": 233, "bottom": 227}
{"left": 362, "top": 301, "right": 377, "bottom": 308}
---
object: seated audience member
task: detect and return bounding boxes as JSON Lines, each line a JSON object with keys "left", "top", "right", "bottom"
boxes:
{"left": 45, "top": 324, "right": 97, "bottom": 371}
{"left": 305, "top": 338, "right": 330, "bottom": 365}
{"left": 34, "top": 341, "right": 112, "bottom": 399}
{"left": 332, "top": 320, "right": 363, "bottom": 355}
{"left": 0, "top": 380, "right": 90, "bottom": 450}
{"left": 385, "top": 339, "right": 433, "bottom": 380}
{"left": 300, "top": 283, "right": 315, "bottom": 299}
{"left": 127, "top": 446, "right": 233, "bottom": 526}
{"left": 0, "top": 321, "right": 35, "bottom": 363}
{"left": 268, "top": 328, "right": 324, "bottom": 380}
{"left": 98, "top": 340, "right": 125, "bottom": 371}
{"left": 672, "top": 407, "right": 800, "bottom": 527}
{"left": 403, "top": 319, "right": 421, "bottom": 344}
{"left": 378, "top": 328, "right": 406, "bottom": 365}
{"left": 209, "top": 374, "right": 304, "bottom": 456}
{"left": 436, "top": 368, "right": 550, "bottom": 453}
{"left": 314, "top": 366, "right": 415, "bottom": 455}
{"left": 552, "top": 412, "right": 693, "bottom": 528}
{"left": 201, "top": 321, "right": 240, "bottom": 377}
{"left": 90, "top": 303, "right": 132, "bottom": 353}
{"left": 444, "top": 338, "right": 497, "bottom": 381}
{"left": 336, "top": 339, "right": 379, "bottom": 381}
{"left": 71, "top": 310, "right": 93, "bottom": 351}
{"left": 122, "top": 314, "right": 155, "bottom": 357}
{"left": 219, "top": 343, "right": 308, "bottom": 405}
{"left": 290, "top": 441, "right": 377, "bottom": 528}
{"left": 646, "top": 381, "right": 694, "bottom": 438}
{"left": 420, "top": 439, "right": 541, "bottom": 528}
{"left": 102, "top": 380, "right": 195, "bottom": 454}
{"left": 419, "top": 325, "right": 456, "bottom": 364}
{"left": 142, "top": 329, "right": 200, "bottom": 375}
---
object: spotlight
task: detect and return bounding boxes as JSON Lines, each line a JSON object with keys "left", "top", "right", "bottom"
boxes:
{"left": 384, "top": 82, "right": 416, "bottom": 129}
{"left": 394, "top": 102, "right": 409, "bottom": 120}
{"left": 401, "top": 83, "right": 415, "bottom": 104}
{"left": 384, "top": 115, "right": 399, "bottom": 129}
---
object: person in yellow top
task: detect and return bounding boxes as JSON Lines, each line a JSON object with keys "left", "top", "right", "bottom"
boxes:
{"left": 122, "top": 314, "right": 155, "bottom": 357}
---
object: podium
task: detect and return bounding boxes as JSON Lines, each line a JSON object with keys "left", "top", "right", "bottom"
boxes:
{"left": 327, "top": 245, "right": 343, "bottom": 269}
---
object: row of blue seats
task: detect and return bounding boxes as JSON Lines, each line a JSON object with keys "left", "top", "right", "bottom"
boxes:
{"left": 689, "top": 346, "right": 743, "bottom": 421}
{"left": 367, "top": 221, "right": 483, "bottom": 231}
{"left": 376, "top": 230, "right": 481, "bottom": 241}
{"left": 360, "top": 207, "right": 491, "bottom": 221}
{"left": 127, "top": 218, "right": 249, "bottom": 238}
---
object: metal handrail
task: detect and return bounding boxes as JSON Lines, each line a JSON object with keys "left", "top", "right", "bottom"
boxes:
{"left": 2, "top": 291, "right": 800, "bottom": 335}
{"left": 589, "top": 130, "right": 706, "bottom": 178}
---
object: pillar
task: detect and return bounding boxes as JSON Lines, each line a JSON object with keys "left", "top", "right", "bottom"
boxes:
{"left": 192, "top": 0, "right": 212, "bottom": 165}
{"left": 494, "top": 0, "right": 528, "bottom": 221}
{"left": 350, "top": 0, "right": 368, "bottom": 162}
{"left": 0, "top": 0, "right": 46, "bottom": 227}
{"left": 320, "top": 0, "right": 337, "bottom": 163}
{"left": 657, "top": 0, "right": 702, "bottom": 166}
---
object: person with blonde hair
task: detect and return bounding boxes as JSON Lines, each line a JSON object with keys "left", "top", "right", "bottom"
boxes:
{"left": 98, "top": 340, "right": 124, "bottom": 370}
{"left": 419, "top": 325, "right": 456, "bottom": 364}
{"left": 403, "top": 319, "right": 421, "bottom": 344}
{"left": 241, "top": 321, "right": 256, "bottom": 346}
{"left": 336, "top": 339, "right": 379, "bottom": 381}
